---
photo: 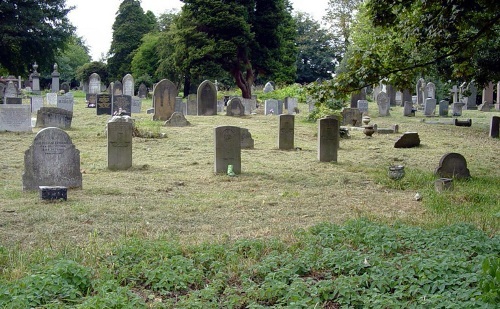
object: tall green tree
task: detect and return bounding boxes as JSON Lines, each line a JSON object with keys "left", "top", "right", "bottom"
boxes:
{"left": 171, "top": 0, "right": 296, "bottom": 98}
{"left": 295, "top": 12, "right": 337, "bottom": 84}
{"left": 324, "top": 0, "right": 363, "bottom": 58}
{"left": 56, "top": 35, "right": 91, "bottom": 87}
{"left": 0, "top": 0, "right": 74, "bottom": 75}
{"left": 107, "top": 0, "right": 156, "bottom": 79}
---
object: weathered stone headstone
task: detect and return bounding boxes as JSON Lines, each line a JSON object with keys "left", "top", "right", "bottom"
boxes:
{"left": 31, "top": 63, "right": 40, "bottom": 94}
{"left": 416, "top": 78, "right": 425, "bottom": 106}
{"left": 490, "top": 116, "right": 499, "bottom": 138}
{"left": 187, "top": 94, "right": 197, "bottom": 115}
{"left": 439, "top": 100, "right": 449, "bottom": 117}
{"left": 113, "top": 95, "right": 132, "bottom": 115}
{"left": 153, "top": 79, "right": 177, "bottom": 121}
{"left": 174, "top": 97, "right": 184, "bottom": 114}
{"left": 112, "top": 81, "right": 123, "bottom": 96}
{"left": 376, "top": 92, "right": 390, "bottom": 116}
{"left": 61, "top": 82, "right": 70, "bottom": 94}
{"left": 435, "top": 153, "right": 471, "bottom": 179}
{"left": 265, "top": 99, "right": 279, "bottom": 115}
{"left": 424, "top": 98, "right": 437, "bottom": 116}
{"left": 197, "top": 80, "right": 217, "bottom": 116}
{"left": 217, "top": 101, "right": 224, "bottom": 113}
{"left": 86, "top": 93, "right": 97, "bottom": 108}
{"left": 0, "top": 105, "right": 32, "bottom": 132}
{"left": 31, "top": 96, "right": 44, "bottom": 113}
{"left": 57, "top": 93, "right": 74, "bottom": 112}
{"left": 426, "top": 82, "right": 436, "bottom": 99}
{"left": 240, "top": 128, "right": 254, "bottom": 149}
{"left": 164, "top": 112, "right": 191, "bottom": 127}
{"left": 278, "top": 115, "right": 294, "bottom": 150}
{"left": 131, "top": 96, "right": 142, "bottom": 113}
{"left": 89, "top": 73, "right": 101, "bottom": 94}
{"left": 122, "top": 74, "right": 134, "bottom": 96}
{"left": 214, "top": 126, "right": 241, "bottom": 174}
{"left": 4, "top": 81, "right": 17, "bottom": 99}
{"left": 96, "top": 94, "right": 112, "bottom": 115}
{"left": 357, "top": 100, "right": 369, "bottom": 114}
{"left": 451, "top": 102, "right": 465, "bottom": 116}
{"left": 22, "top": 127, "right": 82, "bottom": 190}
{"left": 46, "top": 93, "right": 58, "bottom": 106}
{"left": 450, "top": 85, "right": 459, "bottom": 103}
{"left": 263, "top": 82, "right": 274, "bottom": 93}
{"left": 341, "top": 108, "right": 362, "bottom": 126}
{"left": 226, "top": 98, "right": 245, "bottom": 116}
{"left": 285, "top": 97, "right": 298, "bottom": 114}
{"left": 51, "top": 63, "right": 60, "bottom": 93}
{"left": 478, "top": 102, "right": 491, "bottom": 112}
{"left": 107, "top": 117, "right": 133, "bottom": 170}
{"left": 482, "top": 82, "right": 494, "bottom": 104}
{"left": 5, "top": 97, "right": 22, "bottom": 104}
{"left": 350, "top": 90, "right": 366, "bottom": 108}
{"left": 394, "top": 132, "right": 420, "bottom": 148}
{"left": 36, "top": 107, "right": 73, "bottom": 129}
{"left": 242, "top": 98, "right": 257, "bottom": 115}
{"left": 318, "top": 117, "right": 339, "bottom": 162}
{"left": 464, "top": 82, "right": 477, "bottom": 110}
{"left": 403, "top": 101, "right": 415, "bottom": 117}
{"left": 395, "top": 91, "right": 402, "bottom": 106}
{"left": 138, "top": 83, "right": 148, "bottom": 98}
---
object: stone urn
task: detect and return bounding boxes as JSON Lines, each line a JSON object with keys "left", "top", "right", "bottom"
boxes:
{"left": 363, "top": 125, "right": 375, "bottom": 137}
{"left": 362, "top": 116, "right": 371, "bottom": 125}
{"left": 388, "top": 165, "right": 405, "bottom": 180}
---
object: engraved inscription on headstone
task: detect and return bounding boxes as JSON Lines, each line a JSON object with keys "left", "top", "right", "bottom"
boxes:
{"left": 214, "top": 126, "right": 241, "bottom": 174}
{"left": 153, "top": 79, "right": 177, "bottom": 121}
{"left": 0, "top": 105, "right": 32, "bottom": 132}
{"left": 97, "top": 94, "right": 112, "bottom": 115}
{"left": 197, "top": 80, "right": 217, "bottom": 116}
{"left": 122, "top": 74, "right": 134, "bottom": 96}
{"left": 113, "top": 95, "right": 132, "bottom": 115}
{"left": 89, "top": 73, "right": 101, "bottom": 94}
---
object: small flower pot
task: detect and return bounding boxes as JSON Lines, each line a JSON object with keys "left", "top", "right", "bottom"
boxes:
{"left": 388, "top": 165, "right": 405, "bottom": 180}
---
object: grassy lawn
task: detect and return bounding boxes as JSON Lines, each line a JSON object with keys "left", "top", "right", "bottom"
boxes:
{"left": 0, "top": 90, "right": 498, "bottom": 307}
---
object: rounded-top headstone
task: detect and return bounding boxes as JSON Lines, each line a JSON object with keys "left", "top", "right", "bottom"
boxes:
{"left": 435, "top": 153, "right": 471, "bottom": 179}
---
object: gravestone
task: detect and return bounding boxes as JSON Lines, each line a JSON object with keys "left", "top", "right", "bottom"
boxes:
{"left": 96, "top": 94, "right": 112, "bottom": 115}
{"left": 61, "top": 82, "right": 70, "bottom": 94}
{"left": 122, "top": 74, "right": 134, "bottom": 96}
{"left": 214, "top": 126, "right": 241, "bottom": 174}
{"left": 107, "top": 117, "right": 133, "bottom": 170}
{"left": 0, "top": 83, "right": 5, "bottom": 100}
{"left": 113, "top": 95, "right": 132, "bottom": 115}
{"left": 57, "top": 93, "right": 74, "bottom": 112}
{"left": 112, "top": 81, "right": 123, "bottom": 96}
{"left": 426, "top": 82, "right": 436, "bottom": 99}
{"left": 46, "top": 93, "right": 58, "bottom": 106}
{"left": 242, "top": 98, "right": 257, "bottom": 115}
{"left": 318, "top": 117, "right": 339, "bottom": 162}
{"left": 153, "top": 79, "right": 177, "bottom": 121}
{"left": 197, "top": 80, "right": 217, "bottom": 116}
{"left": 86, "top": 93, "right": 97, "bottom": 108}
{"left": 187, "top": 94, "right": 197, "bottom": 115}
{"left": 357, "top": 100, "right": 369, "bottom": 114}
{"left": 263, "top": 82, "right": 274, "bottom": 93}
{"left": 278, "top": 115, "right": 294, "bottom": 150}
{"left": 285, "top": 97, "right": 298, "bottom": 114}
{"left": 36, "top": 107, "right": 73, "bottom": 129}
{"left": 376, "top": 92, "right": 390, "bottom": 116}
{"left": 464, "top": 82, "right": 477, "bottom": 110}
{"left": 423, "top": 98, "right": 437, "bottom": 116}
{"left": 51, "top": 63, "right": 60, "bottom": 93}
{"left": 439, "top": 100, "right": 449, "bottom": 117}
{"left": 490, "top": 116, "right": 499, "bottom": 138}
{"left": 451, "top": 102, "right": 465, "bottom": 116}
{"left": 450, "top": 85, "right": 459, "bottom": 103}
{"left": 137, "top": 83, "right": 148, "bottom": 98}
{"left": 31, "top": 96, "right": 44, "bottom": 113}
{"left": 435, "top": 153, "right": 471, "bottom": 179}
{"left": 131, "top": 96, "right": 142, "bottom": 113}
{"left": 164, "top": 112, "right": 191, "bottom": 127}
{"left": 89, "top": 73, "right": 101, "bottom": 94}
{"left": 386, "top": 85, "right": 397, "bottom": 106}
{"left": 31, "top": 63, "right": 40, "bottom": 94}
{"left": 478, "top": 103, "right": 491, "bottom": 112}
{"left": 23, "top": 127, "right": 82, "bottom": 190}
{"left": 350, "top": 90, "right": 366, "bottom": 108}
{"left": 394, "top": 132, "right": 420, "bottom": 148}
{"left": 341, "top": 108, "right": 362, "bottom": 126}
{"left": 265, "top": 99, "right": 279, "bottom": 115}
{"left": 0, "top": 105, "right": 32, "bottom": 132}
{"left": 217, "top": 101, "right": 224, "bottom": 113}
{"left": 5, "top": 97, "right": 22, "bottom": 104}
{"left": 482, "top": 82, "right": 494, "bottom": 104}
{"left": 174, "top": 97, "right": 184, "bottom": 114}
{"left": 240, "top": 128, "right": 254, "bottom": 149}
{"left": 395, "top": 91, "right": 402, "bottom": 106}
{"left": 226, "top": 98, "right": 245, "bottom": 116}
{"left": 403, "top": 101, "right": 415, "bottom": 117}
{"left": 416, "top": 78, "right": 425, "bottom": 106}
{"left": 5, "top": 81, "right": 17, "bottom": 99}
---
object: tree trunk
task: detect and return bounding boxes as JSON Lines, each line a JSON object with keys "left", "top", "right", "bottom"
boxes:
{"left": 232, "top": 61, "right": 254, "bottom": 99}
{"left": 183, "top": 74, "right": 191, "bottom": 98}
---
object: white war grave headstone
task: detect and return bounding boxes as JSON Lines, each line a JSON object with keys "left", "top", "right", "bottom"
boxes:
{"left": 0, "top": 105, "right": 32, "bottom": 132}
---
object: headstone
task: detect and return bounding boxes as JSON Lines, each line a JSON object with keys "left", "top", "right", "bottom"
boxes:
{"left": 31, "top": 96, "right": 44, "bottom": 113}
{"left": 4, "top": 81, "right": 17, "bottom": 99}
{"left": 89, "top": 73, "right": 101, "bottom": 94}
{"left": 51, "top": 63, "right": 60, "bottom": 93}
{"left": 285, "top": 97, "right": 298, "bottom": 114}
{"left": 22, "top": 127, "right": 82, "bottom": 190}
{"left": 423, "top": 98, "right": 437, "bottom": 116}
{"left": 403, "top": 101, "right": 415, "bottom": 117}
{"left": 174, "top": 97, "right": 184, "bottom": 114}
{"left": 226, "top": 98, "right": 245, "bottom": 116}
{"left": 153, "top": 79, "right": 177, "bottom": 121}
{"left": 450, "top": 85, "right": 459, "bottom": 103}
{"left": 242, "top": 98, "right": 257, "bottom": 115}
{"left": 122, "top": 74, "right": 134, "bottom": 96}
{"left": 451, "top": 102, "right": 465, "bottom": 116}
{"left": 416, "top": 78, "right": 425, "bottom": 106}
{"left": 138, "top": 83, "right": 148, "bottom": 98}
{"left": 46, "top": 93, "right": 58, "bottom": 106}
{"left": 357, "top": 100, "right": 369, "bottom": 114}
{"left": 57, "top": 93, "right": 74, "bottom": 112}
{"left": 36, "top": 107, "right": 73, "bottom": 129}
{"left": 107, "top": 117, "right": 133, "bottom": 170}
{"left": 395, "top": 91, "right": 402, "bottom": 106}
{"left": 341, "top": 108, "right": 362, "bottom": 126}
{"left": 113, "top": 95, "right": 132, "bottom": 115}
{"left": 96, "top": 94, "right": 112, "bottom": 115}
{"left": 464, "top": 82, "right": 477, "bottom": 110}
{"left": 490, "top": 116, "right": 499, "bottom": 138}
{"left": 197, "top": 80, "right": 217, "bottom": 116}
{"left": 240, "top": 128, "right": 254, "bottom": 149}
{"left": 439, "top": 100, "right": 449, "bottom": 117}
{"left": 263, "top": 82, "right": 274, "bottom": 93}
{"left": 112, "top": 81, "right": 123, "bottom": 96}
{"left": 5, "top": 97, "right": 22, "bottom": 104}
{"left": 164, "top": 112, "right": 191, "bottom": 127}
{"left": 86, "top": 93, "right": 97, "bottom": 108}
{"left": 265, "top": 99, "right": 278, "bottom": 115}
{"left": 31, "top": 63, "right": 40, "bottom": 94}
{"left": 482, "top": 82, "right": 494, "bottom": 104}
{"left": 317, "top": 117, "right": 339, "bottom": 162}
{"left": 214, "top": 126, "right": 241, "bottom": 174}
{"left": 187, "top": 94, "right": 197, "bottom": 115}
{"left": 478, "top": 103, "right": 491, "bottom": 112}
{"left": 376, "top": 92, "right": 390, "bottom": 116}
{"left": 217, "top": 101, "right": 224, "bottom": 113}
{"left": 350, "top": 90, "right": 366, "bottom": 108}
{"left": 278, "top": 115, "right": 294, "bottom": 150}
{"left": 426, "top": 82, "right": 436, "bottom": 99}
{"left": 0, "top": 83, "right": 5, "bottom": 100}
{"left": 435, "top": 153, "right": 471, "bottom": 179}
{"left": 131, "top": 96, "right": 142, "bottom": 113}
{"left": 394, "top": 132, "right": 420, "bottom": 148}
{"left": 61, "top": 82, "right": 70, "bottom": 94}
{"left": 0, "top": 105, "right": 32, "bottom": 132}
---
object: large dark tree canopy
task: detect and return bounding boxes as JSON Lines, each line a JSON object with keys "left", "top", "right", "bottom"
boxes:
{"left": 0, "top": 0, "right": 74, "bottom": 75}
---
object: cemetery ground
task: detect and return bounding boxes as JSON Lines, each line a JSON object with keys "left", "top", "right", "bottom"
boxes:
{"left": 0, "top": 91, "right": 499, "bottom": 307}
